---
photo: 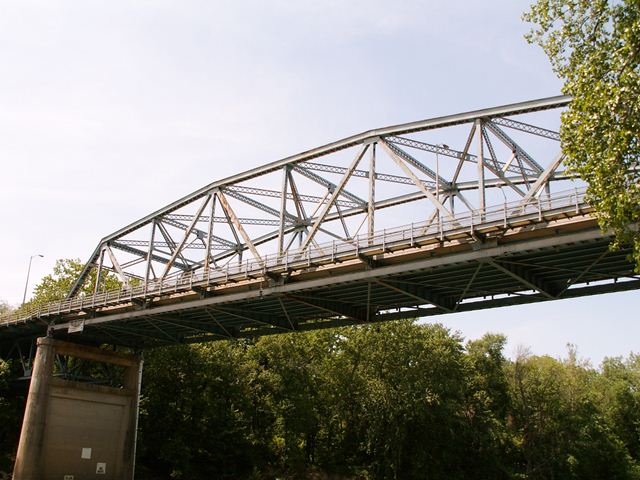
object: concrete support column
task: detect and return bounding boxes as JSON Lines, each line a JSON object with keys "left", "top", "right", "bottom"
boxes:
{"left": 13, "top": 337, "right": 56, "bottom": 479}
{"left": 13, "top": 337, "right": 142, "bottom": 480}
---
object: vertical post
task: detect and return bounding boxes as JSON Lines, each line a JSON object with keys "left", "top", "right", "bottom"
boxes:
{"left": 13, "top": 337, "right": 56, "bottom": 479}
{"left": 476, "top": 119, "right": 486, "bottom": 219}
{"left": 436, "top": 152, "right": 440, "bottom": 204}
{"left": 205, "top": 192, "right": 217, "bottom": 273}
{"left": 144, "top": 222, "right": 156, "bottom": 294}
{"left": 470, "top": 210, "right": 474, "bottom": 235}
{"left": 544, "top": 183, "right": 551, "bottom": 209}
{"left": 93, "top": 247, "right": 106, "bottom": 296}
{"left": 538, "top": 198, "right": 542, "bottom": 221}
{"left": 278, "top": 166, "right": 289, "bottom": 256}
{"left": 368, "top": 142, "right": 376, "bottom": 245}
{"left": 503, "top": 201, "right": 507, "bottom": 229}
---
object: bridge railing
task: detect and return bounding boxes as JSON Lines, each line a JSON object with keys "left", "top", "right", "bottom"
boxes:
{"left": 1, "top": 186, "right": 589, "bottom": 327}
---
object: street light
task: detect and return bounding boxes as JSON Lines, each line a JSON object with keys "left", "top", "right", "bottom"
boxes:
{"left": 22, "top": 254, "right": 44, "bottom": 306}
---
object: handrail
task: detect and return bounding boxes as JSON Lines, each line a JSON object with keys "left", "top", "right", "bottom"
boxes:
{"left": 0, "top": 186, "right": 590, "bottom": 327}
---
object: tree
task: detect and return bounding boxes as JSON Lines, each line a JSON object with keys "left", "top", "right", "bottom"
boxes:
{"left": 0, "top": 301, "right": 12, "bottom": 316}
{"left": 507, "top": 349, "right": 639, "bottom": 479}
{"left": 328, "top": 321, "right": 470, "bottom": 480}
{"left": 598, "top": 354, "right": 640, "bottom": 463}
{"left": 464, "top": 334, "right": 513, "bottom": 478}
{"left": 22, "top": 258, "right": 122, "bottom": 310}
{"left": 247, "top": 330, "right": 331, "bottom": 474}
{"left": 0, "top": 358, "right": 27, "bottom": 479}
{"left": 524, "top": 0, "right": 640, "bottom": 270}
{"left": 137, "top": 342, "right": 257, "bottom": 479}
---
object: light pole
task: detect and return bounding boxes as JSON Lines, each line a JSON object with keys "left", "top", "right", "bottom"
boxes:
{"left": 22, "top": 254, "right": 43, "bottom": 306}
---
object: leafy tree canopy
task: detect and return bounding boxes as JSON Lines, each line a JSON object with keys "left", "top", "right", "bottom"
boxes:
{"left": 0, "top": 301, "right": 12, "bottom": 316}
{"left": 23, "top": 258, "right": 121, "bottom": 310}
{"left": 524, "top": 0, "right": 640, "bottom": 270}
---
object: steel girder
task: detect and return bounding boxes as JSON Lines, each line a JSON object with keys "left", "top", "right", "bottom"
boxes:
{"left": 2, "top": 215, "right": 638, "bottom": 349}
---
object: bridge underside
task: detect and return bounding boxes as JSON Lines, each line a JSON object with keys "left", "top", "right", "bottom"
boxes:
{"left": 3, "top": 216, "right": 638, "bottom": 351}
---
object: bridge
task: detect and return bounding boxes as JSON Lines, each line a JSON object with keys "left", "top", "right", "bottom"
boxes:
{"left": 1, "top": 95, "right": 639, "bottom": 352}
{"left": 0, "top": 96, "right": 640, "bottom": 348}
{"left": 4, "top": 95, "right": 640, "bottom": 480}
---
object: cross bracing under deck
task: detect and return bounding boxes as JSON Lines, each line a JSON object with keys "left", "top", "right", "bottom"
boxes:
{"left": 1, "top": 95, "right": 639, "bottom": 350}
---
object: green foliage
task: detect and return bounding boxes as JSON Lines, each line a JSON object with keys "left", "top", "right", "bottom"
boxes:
{"left": 30, "top": 259, "right": 86, "bottom": 304}
{"left": 135, "top": 324, "right": 640, "bottom": 479}
{"left": 22, "top": 258, "right": 122, "bottom": 311}
{"left": 0, "top": 360, "right": 24, "bottom": 477}
{"left": 2, "top": 316, "right": 638, "bottom": 479}
{"left": 137, "top": 342, "right": 258, "bottom": 479}
{"left": 524, "top": 0, "right": 640, "bottom": 270}
{"left": 507, "top": 349, "right": 639, "bottom": 479}
{"left": 599, "top": 354, "right": 640, "bottom": 463}
{"left": 0, "top": 301, "right": 12, "bottom": 316}
{"left": 464, "top": 334, "right": 513, "bottom": 478}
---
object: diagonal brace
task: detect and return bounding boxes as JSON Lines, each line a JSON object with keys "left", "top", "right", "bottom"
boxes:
{"left": 285, "top": 294, "right": 371, "bottom": 322}
{"left": 217, "top": 191, "right": 264, "bottom": 265}
{"left": 375, "top": 279, "right": 454, "bottom": 312}
{"left": 487, "top": 259, "right": 560, "bottom": 298}
{"left": 379, "top": 140, "right": 455, "bottom": 220}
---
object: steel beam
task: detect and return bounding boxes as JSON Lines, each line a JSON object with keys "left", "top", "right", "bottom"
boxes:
{"left": 285, "top": 294, "right": 369, "bottom": 322}
{"left": 44, "top": 226, "right": 610, "bottom": 331}
{"left": 491, "top": 117, "right": 561, "bottom": 141}
{"left": 368, "top": 143, "right": 376, "bottom": 242}
{"left": 375, "top": 279, "right": 454, "bottom": 312}
{"left": 217, "top": 191, "right": 264, "bottom": 265}
{"left": 485, "top": 259, "right": 560, "bottom": 298}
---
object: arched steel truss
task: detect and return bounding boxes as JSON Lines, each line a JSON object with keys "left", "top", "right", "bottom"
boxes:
{"left": 69, "top": 95, "right": 575, "bottom": 297}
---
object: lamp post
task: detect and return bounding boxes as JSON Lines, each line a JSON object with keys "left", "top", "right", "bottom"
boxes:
{"left": 22, "top": 254, "right": 43, "bottom": 306}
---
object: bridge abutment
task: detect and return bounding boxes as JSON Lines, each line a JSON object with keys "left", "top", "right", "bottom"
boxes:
{"left": 13, "top": 337, "right": 142, "bottom": 480}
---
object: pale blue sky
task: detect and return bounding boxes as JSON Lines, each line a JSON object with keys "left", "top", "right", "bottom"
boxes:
{"left": 0, "top": 0, "right": 636, "bottom": 364}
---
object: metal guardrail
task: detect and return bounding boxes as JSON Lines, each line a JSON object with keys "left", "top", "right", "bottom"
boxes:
{"left": 1, "top": 187, "right": 590, "bottom": 327}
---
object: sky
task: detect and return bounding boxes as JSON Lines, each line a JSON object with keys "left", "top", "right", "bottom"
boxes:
{"left": 0, "top": 0, "right": 637, "bottom": 365}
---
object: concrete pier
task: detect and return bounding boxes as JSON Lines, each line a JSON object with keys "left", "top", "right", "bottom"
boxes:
{"left": 13, "top": 337, "right": 142, "bottom": 480}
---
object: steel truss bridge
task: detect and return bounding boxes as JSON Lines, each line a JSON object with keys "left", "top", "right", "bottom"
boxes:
{"left": 2, "top": 95, "right": 639, "bottom": 354}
